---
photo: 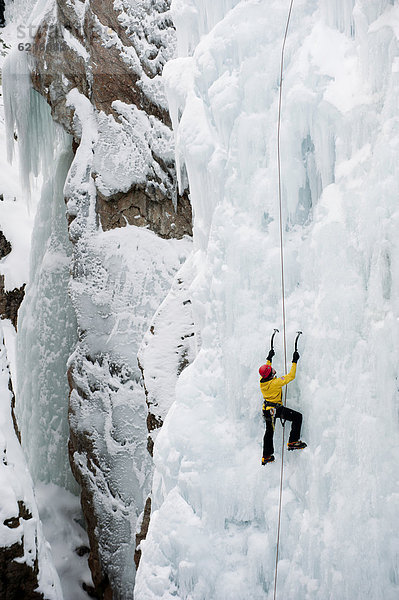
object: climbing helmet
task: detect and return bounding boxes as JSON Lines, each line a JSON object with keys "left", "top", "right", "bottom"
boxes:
{"left": 259, "top": 364, "right": 272, "bottom": 379}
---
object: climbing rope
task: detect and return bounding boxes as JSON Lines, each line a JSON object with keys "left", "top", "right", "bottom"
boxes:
{"left": 273, "top": 1, "right": 295, "bottom": 599}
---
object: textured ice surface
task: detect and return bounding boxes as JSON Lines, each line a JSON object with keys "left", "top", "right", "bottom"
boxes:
{"left": 138, "top": 254, "right": 197, "bottom": 452}
{"left": 2, "top": 3, "right": 78, "bottom": 492}
{"left": 0, "top": 18, "right": 66, "bottom": 598}
{"left": 0, "top": 328, "right": 63, "bottom": 599}
{"left": 14, "top": 114, "right": 78, "bottom": 491}
{"left": 35, "top": 482, "right": 93, "bottom": 600}
{"left": 0, "top": 91, "right": 37, "bottom": 291}
{"left": 3, "top": 49, "right": 59, "bottom": 192}
{"left": 135, "top": 1, "right": 399, "bottom": 599}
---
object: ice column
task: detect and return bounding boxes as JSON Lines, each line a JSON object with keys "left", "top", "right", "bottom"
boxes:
{"left": 3, "top": 48, "right": 78, "bottom": 491}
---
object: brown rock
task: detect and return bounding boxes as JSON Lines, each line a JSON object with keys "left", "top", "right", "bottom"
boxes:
{"left": 0, "top": 502, "right": 44, "bottom": 600}
{"left": 30, "top": 0, "right": 192, "bottom": 241}
{"left": 0, "top": 275, "right": 25, "bottom": 331}
{"left": 134, "top": 497, "right": 152, "bottom": 568}
{"left": 0, "top": 231, "right": 11, "bottom": 259}
{"left": 8, "top": 377, "right": 21, "bottom": 444}
{"left": 97, "top": 185, "right": 192, "bottom": 238}
{"left": 68, "top": 434, "right": 112, "bottom": 600}
{"left": 0, "top": 232, "right": 25, "bottom": 330}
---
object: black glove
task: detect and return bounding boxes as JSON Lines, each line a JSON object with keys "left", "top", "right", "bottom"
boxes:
{"left": 292, "top": 351, "right": 300, "bottom": 363}
{"left": 267, "top": 349, "right": 275, "bottom": 361}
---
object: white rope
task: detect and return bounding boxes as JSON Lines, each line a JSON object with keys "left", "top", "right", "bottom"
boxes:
{"left": 273, "top": 1, "right": 295, "bottom": 599}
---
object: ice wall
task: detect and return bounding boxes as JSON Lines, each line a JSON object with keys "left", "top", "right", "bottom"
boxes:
{"left": 3, "top": 48, "right": 78, "bottom": 491}
{"left": 3, "top": 48, "right": 56, "bottom": 191}
{"left": 135, "top": 1, "right": 399, "bottom": 599}
{"left": 16, "top": 137, "right": 78, "bottom": 491}
{"left": 0, "top": 11, "right": 68, "bottom": 596}
{"left": 138, "top": 255, "right": 197, "bottom": 456}
{"left": 0, "top": 327, "right": 63, "bottom": 599}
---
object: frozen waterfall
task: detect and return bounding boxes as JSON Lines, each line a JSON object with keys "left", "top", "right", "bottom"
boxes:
{"left": 135, "top": 1, "right": 399, "bottom": 599}
{"left": 3, "top": 48, "right": 78, "bottom": 491}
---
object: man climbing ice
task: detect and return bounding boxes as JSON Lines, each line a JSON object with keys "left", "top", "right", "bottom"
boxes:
{"left": 259, "top": 347, "right": 307, "bottom": 465}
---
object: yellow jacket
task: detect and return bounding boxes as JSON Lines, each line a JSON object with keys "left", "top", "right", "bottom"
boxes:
{"left": 260, "top": 361, "right": 297, "bottom": 407}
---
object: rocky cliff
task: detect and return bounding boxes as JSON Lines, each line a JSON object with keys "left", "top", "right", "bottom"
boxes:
{"left": 31, "top": 0, "right": 191, "bottom": 238}
{"left": 0, "top": 232, "right": 25, "bottom": 329}
{"left": 11, "top": 0, "right": 193, "bottom": 597}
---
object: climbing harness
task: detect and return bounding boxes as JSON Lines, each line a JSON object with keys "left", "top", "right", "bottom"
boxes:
{"left": 273, "top": 1, "right": 296, "bottom": 600}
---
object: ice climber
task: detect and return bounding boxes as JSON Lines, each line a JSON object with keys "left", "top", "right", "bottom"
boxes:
{"left": 259, "top": 348, "right": 307, "bottom": 465}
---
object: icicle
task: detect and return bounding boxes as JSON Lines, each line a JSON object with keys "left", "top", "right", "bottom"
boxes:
{"left": 2, "top": 48, "right": 66, "bottom": 199}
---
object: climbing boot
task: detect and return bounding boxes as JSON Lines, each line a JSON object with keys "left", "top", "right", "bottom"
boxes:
{"left": 262, "top": 455, "right": 275, "bottom": 465}
{"left": 287, "top": 440, "right": 307, "bottom": 451}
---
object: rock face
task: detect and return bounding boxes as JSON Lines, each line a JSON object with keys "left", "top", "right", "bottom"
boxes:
{"left": 30, "top": 0, "right": 191, "bottom": 239}
{"left": 0, "top": 233, "right": 25, "bottom": 329}
{"left": 0, "top": 275, "right": 25, "bottom": 330}
{"left": 25, "top": 0, "right": 193, "bottom": 597}
{"left": 96, "top": 185, "right": 191, "bottom": 238}
{"left": 0, "top": 231, "right": 12, "bottom": 258}
{"left": 0, "top": 503, "right": 44, "bottom": 600}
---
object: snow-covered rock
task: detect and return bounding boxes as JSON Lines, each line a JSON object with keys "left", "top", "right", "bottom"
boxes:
{"left": 2, "top": 0, "right": 193, "bottom": 596}
{"left": 29, "top": 0, "right": 192, "bottom": 238}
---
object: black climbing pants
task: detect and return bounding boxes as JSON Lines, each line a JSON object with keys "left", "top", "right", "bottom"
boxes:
{"left": 263, "top": 405, "right": 302, "bottom": 458}
{"left": 0, "top": 0, "right": 4, "bottom": 27}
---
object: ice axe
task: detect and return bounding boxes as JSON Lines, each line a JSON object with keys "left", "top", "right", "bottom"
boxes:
{"left": 270, "top": 328, "right": 279, "bottom": 352}
{"left": 294, "top": 330, "right": 302, "bottom": 352}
